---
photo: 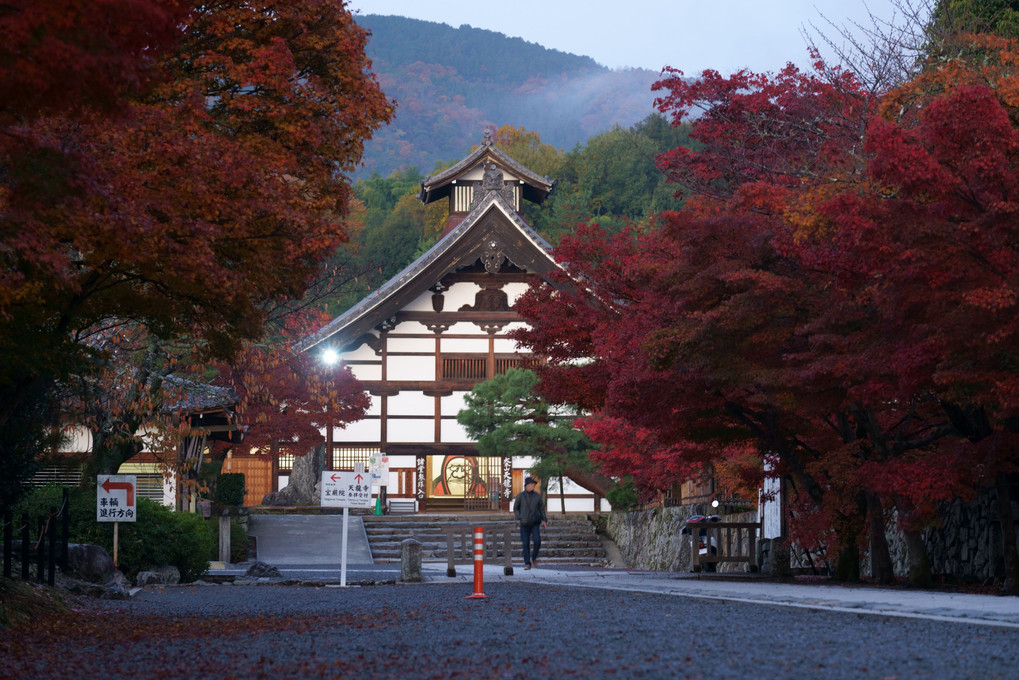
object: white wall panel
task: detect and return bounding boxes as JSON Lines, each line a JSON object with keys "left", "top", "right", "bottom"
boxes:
{"left": 387, "top": 455, "right": 416, "bottom": 467}
{"left": 349, "top": 363, "right": 381, "bottom": 381}
{"left": 493, "top": 336, "right": 526, "bottom": 353}
{"left": 333, "top": 418, "right": 381, "bottom": 441}
{"left": 403, "top": 289, "right": 438, "bottom": 312}
{"left": 444, "top": 282, "right": 481, "bottom": 309}
{"left": 504, "top": 282, "right": 530, "bottom": 305}
{"left": 342, "top": 342, "right": 378, "bottom": 362}
{"left": 388, "top": 335, "right": 434, "bottom": 353}
{"left": 440, "top": 392, "right": 469, "bottom": 416}
{"left": 388, "top": 391, "right": 435, "bottom": 415}
{"left": 388, "top": 419, "right": 435, "bottom": 443}
{"left": 392, "top": 320, "right": 430, "bottom": 335}
{"left": 440, "top": 418, "right": 472, "bottom": 443}
{"left": 62, "top": 426, "right": 92, "bottom": 453}
{"left": 440, "top": 335, "right": 489, "bottom": 352}
{"left": 386, "top": 355, "right": 434, "bottom": 380}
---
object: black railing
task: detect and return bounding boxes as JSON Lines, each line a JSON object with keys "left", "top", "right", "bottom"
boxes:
{"left": 2, "top": 488, "right": 70, "bottom": 585}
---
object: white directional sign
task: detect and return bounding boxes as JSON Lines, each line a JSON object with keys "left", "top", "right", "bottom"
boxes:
{"left": 97, "top": 474, "right": 137, "bottom": 522}
{"left": 321, "top": 470, "right": 373, "bottom": 508}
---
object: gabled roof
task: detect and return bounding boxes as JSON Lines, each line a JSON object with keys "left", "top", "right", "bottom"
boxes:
{"left": 420, "top": 130, "right": 556, "bottom": 206}
{"left": 296, "top": 190, "right": 558, "bottom": 354}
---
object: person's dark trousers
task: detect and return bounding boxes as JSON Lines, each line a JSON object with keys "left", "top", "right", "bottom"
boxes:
{"left": 520, "top": 523, "right": 542, "bottom": 566}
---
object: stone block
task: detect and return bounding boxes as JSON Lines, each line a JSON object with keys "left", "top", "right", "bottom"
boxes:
{"left": 400, "top": 538, "right": 422, "bottom": 583}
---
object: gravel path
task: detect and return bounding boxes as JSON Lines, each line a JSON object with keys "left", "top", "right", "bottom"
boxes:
{"left": 3, "top": 582, "right": 1017, "bottom": 679}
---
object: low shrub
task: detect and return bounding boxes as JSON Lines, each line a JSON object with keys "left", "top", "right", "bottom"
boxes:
{"left": 214, "top": 473, "right": 245, "bottom": 507}
{"left": 75, "top": 498, "right": 213, "bottom": 582}
{"left": 14, "top": 486, "right": 213, "bottom": 582}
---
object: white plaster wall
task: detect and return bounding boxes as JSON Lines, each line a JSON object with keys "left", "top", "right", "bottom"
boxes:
{"left": 545, "top": 476, "right": 588, "bottom": 494}
{"left": 333, "top": 418, "right": 381, "bottom": 441}
{"left": 386, "top": 354, "right": 435, "bottom": 381}
{"left": 61, "top": 426, "right": 93, "bottom": 453}
{"left": 403, "top": 289, "right": 438, "bottom": 312}
{"left": 441, "top": 335, "right": 489, "bottom": 352}
{"left": 444, "top": 282, "right": 481, "bottom": 309}
{"left": 387, "top": 455, "right": 416, "bottom": 468}
{"left": 493, "top": 336, "right": 525, "bottom": 353}
{"left": 387, "top": 335, "right": 434, "bottom": 353}
{"left": 388, "top": 391, "right": 435, "bottom": 416}
{"left": 348, "top": 363, "right": 381, "bottom": 381}
{"left": 387, "top": 418, "right": 435, "bottom": 443}
{"left": 440, "top": 418, "right": 472, "bottom": 443}
{"left": 440, "top": 392, "right": 470, "bottom": 416}
{"left": 341, "top": 342, "right": 378, "bottom": 362}
{"left": 392, "top": 320, "right": 430, "bottom": 335}
{"left": 544, "top": 497, "right": 597, "bottom": 513}
{"left": 503, "top": 282, "right": 530, "bottom": 305}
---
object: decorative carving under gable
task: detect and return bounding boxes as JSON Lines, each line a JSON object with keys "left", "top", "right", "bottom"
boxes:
{"left": 481, "top": 238, "right": 505, "bottom": 274}
{"left": 459, "top": 283, "right": 510, "bottom": 312}
{"left": 425, "top": 322, "right": 451, "bottom": 334}
{"left": 378, "top": 316, "right": 397, "bottom": 332}
{"left": 471, "top": 161, "right": 516, "bottom": 209}
{"left": 431, "top": 291, "right": 444, "bottom": 313}
{"left": 476, "top": 321, "right": 508, "bottom": 334}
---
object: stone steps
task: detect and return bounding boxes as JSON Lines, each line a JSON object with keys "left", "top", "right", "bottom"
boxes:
{"left": 362, "top": 514, "right": 609, "bottom": 566}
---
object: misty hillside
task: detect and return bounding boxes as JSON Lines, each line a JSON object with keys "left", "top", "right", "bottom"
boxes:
{"left": 354, "top": 15, "right": 662, "bottom": 177}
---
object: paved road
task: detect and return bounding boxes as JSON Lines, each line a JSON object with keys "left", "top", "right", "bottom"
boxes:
{"left": 229, "top": 514, "right": 1019, "bottom": 630}
{"left": 6, "top": 581, "right": 1018, "bottom": 680}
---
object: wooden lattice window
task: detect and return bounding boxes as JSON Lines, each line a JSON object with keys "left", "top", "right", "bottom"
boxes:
{"left": 443, "top": 356, "right": 487, "bottom": 380}
{"left": 331, "top": 446, "right": 380, "bottom": 471}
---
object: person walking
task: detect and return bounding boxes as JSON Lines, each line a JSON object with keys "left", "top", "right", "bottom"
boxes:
{"left": 513, "top": 476, "right": 547, "bottom": 569}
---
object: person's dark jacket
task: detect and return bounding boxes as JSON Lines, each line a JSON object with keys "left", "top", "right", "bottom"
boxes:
{"left": 513, "top": 489, "right": 547, "bottom": 527}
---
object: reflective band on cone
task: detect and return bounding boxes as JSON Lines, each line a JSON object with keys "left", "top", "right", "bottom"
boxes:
{"left": 466, "top": 526, "right": 487, "bottom": 599}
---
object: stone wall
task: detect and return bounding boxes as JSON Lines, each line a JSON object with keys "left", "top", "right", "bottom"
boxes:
{"left": 884, "top": 487, "right": 1018, "bottom": 582}
{"left": 604, "top": 506, "right": 758, "bottom": 573}
{"left": 605, "top": 486, "right": 1018, "bottom": 582}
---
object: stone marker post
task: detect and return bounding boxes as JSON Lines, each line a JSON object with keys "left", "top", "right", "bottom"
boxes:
{"left": 400, "top": 538, "right": 422, "bottom": 583}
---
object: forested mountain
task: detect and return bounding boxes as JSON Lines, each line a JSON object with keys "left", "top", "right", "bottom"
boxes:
{"left": 354, "top": 15, "right": 662, "bottom": 177}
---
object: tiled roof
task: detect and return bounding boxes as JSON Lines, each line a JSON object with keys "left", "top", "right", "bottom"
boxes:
{"left": 295, "top": 190, "right": 555, "bottom": 353}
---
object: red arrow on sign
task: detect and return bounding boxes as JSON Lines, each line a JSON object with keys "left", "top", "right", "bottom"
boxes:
{"left": 354, "top": 473, "right": 364, "bottom": 484}
{"left": 331, "top": 474, "right": 342, "bottom": 482}
{"left": 101, "top": 478, "right": 135, "bottom": 507}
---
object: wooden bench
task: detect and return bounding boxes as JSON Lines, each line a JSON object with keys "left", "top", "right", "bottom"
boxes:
{"left": 444, "top": 524, "right": 515, "bottom": 577}
{"left": 690, "top": 521, "right": 761, "bottom": 573}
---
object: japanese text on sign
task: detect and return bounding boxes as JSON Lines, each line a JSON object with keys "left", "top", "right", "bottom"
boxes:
{"left": 321, "top": 471, "right": 373, "bottom": 508}
{"left": 97, "top": 474, "right": 137, "bottom": 522}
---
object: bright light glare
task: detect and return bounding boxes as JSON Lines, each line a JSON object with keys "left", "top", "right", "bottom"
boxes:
{"left": 321, "top": 348, "right": 339, "bottom": 366}
{"left": 711, "top": 499, "right": 719, "bottom": 508}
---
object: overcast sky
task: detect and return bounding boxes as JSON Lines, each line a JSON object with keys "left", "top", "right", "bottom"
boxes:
{"left": 346, "top": 1, "right": 916, "bottom": 75}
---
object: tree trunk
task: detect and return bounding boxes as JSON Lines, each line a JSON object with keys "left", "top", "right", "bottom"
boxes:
{"left": 894, "top": 495, "right": 932, "bottom": 588}
{"left": 867, "top": 491, "right": 895, "bottom": 585}
{"left": 902, "top": 527, "right": 932, "bottom": 587}
{"left": 995, "top": 473, "right": 1019, "bottom": 595}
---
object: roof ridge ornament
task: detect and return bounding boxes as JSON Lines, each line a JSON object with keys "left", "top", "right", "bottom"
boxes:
{"left": 483, "top": 129, "right": 494, "bottom": 146}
